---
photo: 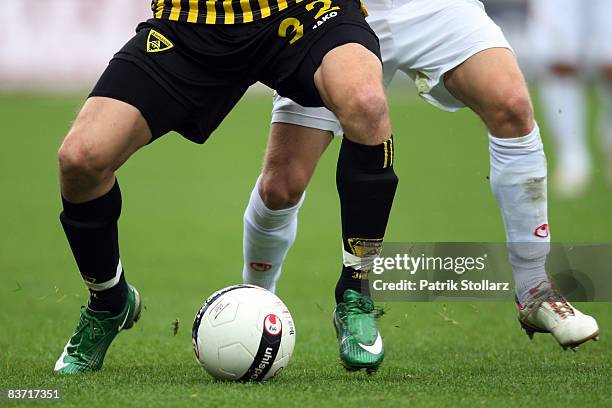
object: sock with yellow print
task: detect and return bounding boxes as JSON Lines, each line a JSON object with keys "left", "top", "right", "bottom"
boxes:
{"left": 335, "top": 136, "right": 398, "bottom": 304}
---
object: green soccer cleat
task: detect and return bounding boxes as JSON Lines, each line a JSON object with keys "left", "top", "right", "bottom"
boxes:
{"left": 54, "top": 285, "right": 141, "bottom": 374}
{"left": 333, "top": 289, "right": 384, "bottom": 373}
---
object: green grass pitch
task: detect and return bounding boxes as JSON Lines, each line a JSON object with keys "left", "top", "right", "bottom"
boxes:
{"left": 0, "top": 90, "right": 610, "bottom": 407}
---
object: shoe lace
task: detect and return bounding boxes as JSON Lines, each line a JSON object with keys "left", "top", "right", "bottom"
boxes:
{"left": 68, "top": 308, "right": 107, "bottom": 355}
{"left": 343, "top": 295, "right": 387, "bottom": 317}
{"left": 345, "top": 296, "right": 374, "bottom": 315}
{"left": 527, "top": 289, "right": 575, "bottom": 320}
{"left": 545, "top": 292, "right": 574, "bottom": 319}
{"left": 341, "top": 295, "right": 387, "bottom": 335}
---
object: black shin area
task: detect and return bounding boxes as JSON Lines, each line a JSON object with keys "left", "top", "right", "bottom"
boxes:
{"left": 335, "top": 137, "right": 398, "bottom": 304}
{"left": 60, "top": 180, "right": 127, "bottom": 315}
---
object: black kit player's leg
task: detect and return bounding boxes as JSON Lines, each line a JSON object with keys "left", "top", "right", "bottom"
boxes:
{"left": 263, "top": 4, "right": 398, "bottom": 370}
{"left": 261, "top": 0, "right": 399, "bottom": 298}
{"left": 54, "top": 53, "right": 210, "bottom": 372}
{"left": 55, "top": 39, "right": 250, "bottom": 373}
{"left": 334, "top": 136, "right": 397, "bottom": 302}
{"left": 59, "top": 21, "right": 250, "bottom": 316}
{"left": 312, "top": 45, "right": 398, "bottom": 302}
{"left": 55, "top": 94, "right": 154, "bottom": 374}
{"left": 308, "top": 43, "right": 397, "bottom": 372}
{"left": 58, "top": 96, "right": 152, "bottom": 315}
{"left": 252, "top": 0, "right": 400, "bottom": 300}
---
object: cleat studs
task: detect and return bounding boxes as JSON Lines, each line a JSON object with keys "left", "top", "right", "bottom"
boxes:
{"left": 563, "top": 346, "right": 568, "bottom": 351}
{"left": 571, "top": 346, "right": 579, "bottom": 352}
{"left": 342, "top": 365, "right": 360, "bottom": 372}
{"left": 593, "top": 336, "right": 599, "bottom": 342}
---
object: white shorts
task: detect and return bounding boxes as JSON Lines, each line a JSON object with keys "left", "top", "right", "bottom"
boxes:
{"left": 528, "top": 0, "right": 612, "bottom": 68}
{"left": 271, "top": 0, "right": 511, "bottom": 134}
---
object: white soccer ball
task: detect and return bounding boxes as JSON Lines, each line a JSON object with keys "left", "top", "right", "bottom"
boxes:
{"left": 192, "top": 284, "right": 296, "bottom": 381}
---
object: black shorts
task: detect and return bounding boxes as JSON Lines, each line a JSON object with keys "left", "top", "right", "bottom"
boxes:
{"left": 90, "top": 0, "right": 380, "bottom": 144}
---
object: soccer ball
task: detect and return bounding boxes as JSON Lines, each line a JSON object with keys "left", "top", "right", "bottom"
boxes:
{"left": 192, "top": 284, "right": 296, "bottom": 381}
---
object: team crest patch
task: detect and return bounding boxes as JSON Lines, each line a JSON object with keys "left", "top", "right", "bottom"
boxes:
{"left": 347, "top": 237, "right": 383, "bottom": 258}
{"left": 147, "top": 29, "right": 174, "bottom": 53}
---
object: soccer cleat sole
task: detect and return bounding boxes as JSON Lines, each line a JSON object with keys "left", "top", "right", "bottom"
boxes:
{"left": 340, "top": 359, "right": 380, "bottom": 374}
{"left": 366, "top": 365, "right": 380, "bottom": 375}
{"left": 341, "top": 362, "right": 361, "bottom": 372}
{"left": 519, "top": 318, "right": 600, "bottom": 350}
{"left": 519, "top": 318, "right": 549, "bottom": 340}
{"left": 560, "top": 332, "right": 600, "bottom": 351}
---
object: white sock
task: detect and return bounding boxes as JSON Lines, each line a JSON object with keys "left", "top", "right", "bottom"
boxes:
{"left": 598, "top": 81, "right": 612, "bottom": 165}
{"left": 539, "top": 76, "right": 590, "bottom": 174}
{"left": 598, "top": 79, "right": 612, "bottom": 184}
{"left": 242, "top": 177, "right": 304, "bottom": 293}
{"left": 489, "top": 124, "right": 551, "bottom": 304}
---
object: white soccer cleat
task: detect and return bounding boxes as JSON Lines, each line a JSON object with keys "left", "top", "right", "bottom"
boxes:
{"left": 553, "top": 164, "right": 591, "bottom": 198}
{"left": 517, "top": 283, "right": 599, "bottom": 351}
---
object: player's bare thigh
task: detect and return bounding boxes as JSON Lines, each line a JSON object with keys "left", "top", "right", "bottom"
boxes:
{"left": 444, "top": 48, "right": 534, "bottom": 138}
{"left": 260, "top": 123, "right": 332, "bottom": 210}
{"left": 313, "top": 43, "right": 390, "bottom": 145}
{"left": 259, "top": 44, "right": 389, "bottom": 209}
{"left": 58, "top": 97, "right": 152, "bottom": 203}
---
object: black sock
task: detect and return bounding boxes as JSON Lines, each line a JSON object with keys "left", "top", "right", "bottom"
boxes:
{"left": 89, "top": 273, "right": 128, "bottom": 315}
{"left": 336, "top": 266, "right": 370, "bottom": 303}
{"left": 335, "top": 136, "right": 398, "bottom": 304}
{"left": 60, "top": 179, "right": 128, "bottom": 315}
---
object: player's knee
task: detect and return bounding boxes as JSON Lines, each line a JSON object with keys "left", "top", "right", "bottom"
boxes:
{"left": 259, "top": 173, "right": 306, "bottom": 210}
{"left": 487, "top": 88, "right": 534, "bottom": 137}
{"left": 58, "top": 132, "right": 112, "bottom": 184}
{"left": 337, "top": 84, "right": 389, "bottom": 144}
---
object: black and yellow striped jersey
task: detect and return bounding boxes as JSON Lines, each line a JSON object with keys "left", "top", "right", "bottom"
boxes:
{"left": 151, "top": 0, "right": 303, "bottom": 24}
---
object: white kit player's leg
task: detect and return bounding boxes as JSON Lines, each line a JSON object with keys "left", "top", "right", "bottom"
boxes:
{"left": 488, "top": 125, "right": 550, "bottom": 304}
{"left": 243, "top": 176, "right": 303, "bottom": 293}
{"left": 406, "top": 3, "right": 599, "bottom": 348}
{"left": 540, "top": 75, "right": 591, "bottom": 197}
{"left": 242, "top": 121, "right": 332, "bottom": 292}
{"left": 591, "top": 0, "right": 612, "bottom": 184}
{"left": 600, "top": 80, "right": 612, "bottom": 183}
{"left": 489, "top": 129, "right": 597, "bottom": 351}
{"left": 384, "top": 2, "right": 553, "bottom": 305}
{"left": 448, "top": 54, "right": 599, "bottom": 349}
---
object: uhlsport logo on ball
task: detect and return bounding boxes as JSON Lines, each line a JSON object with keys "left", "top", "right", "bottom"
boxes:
{"left": 192, "top": 284, "right": 295, "bottom": 382}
